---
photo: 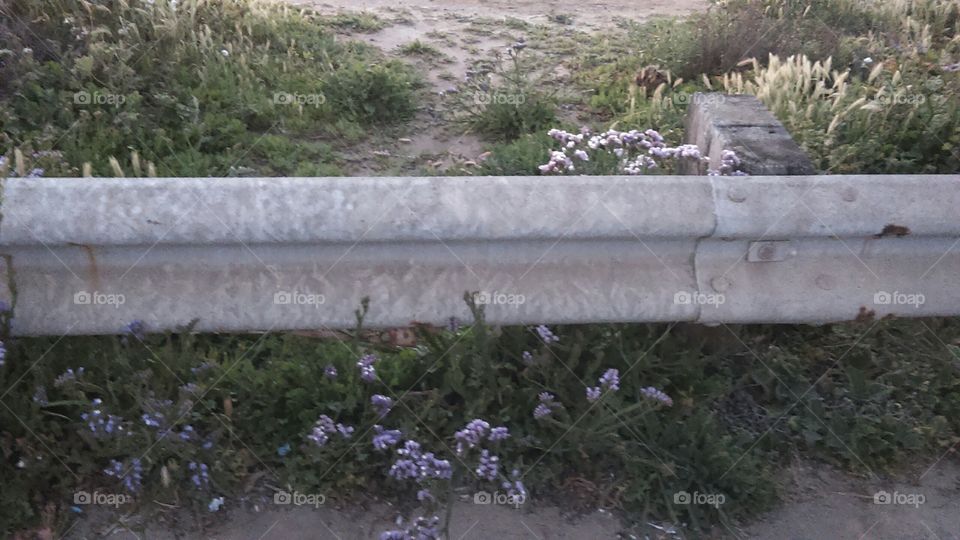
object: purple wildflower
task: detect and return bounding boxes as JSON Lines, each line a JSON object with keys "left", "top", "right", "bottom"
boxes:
{"left": 324, "top": 364, "right": 337, "bottom": 380}
{"left": 189, "top": 461, "right": 210, "bottom": 488}
{"left": 371, "top": 394, "right": 394, "bottom": 418}
{"left": 389, "top": 440, "right": 452, "bottom": 481}
{"left": 501, "top": 469, "right": 527, "bottom": 501}
{"left": 476, "top": 449, "right": 499, "bottom": 481}
{"left": 0, "top": 340, "right": 6, "bottom": 368}
{"left": 488, "top": 426, "right": 509, "bottom": 442}
{"left": 586, "top": 386, "right": 601, "bottom": 402}
{"left": 521, "top": 351, "right": 534, "bottom": 365}
{"left": 417, "top": 488, "right": 434, "bottom": 502}
{"left": 599, "top": 368, "right": 620, "bottom": 392}
{"left": 373, "top": 425, "right": 402, "bottom": 451}
{"left": 142, "top": 412, "right": 163, "bottom": 428}
{"left": 534, "top": 392, "right": 559, "bottom": 419}
{"left": 307, "top": 414, "right": 353, "bottom": 447}
{"left": 178, "top": 425, "right": 194, "bottom": 441}
{"left": 124, "top": 320, "right": 145, "bottom": 341}
{"left": 357, "top": 354, "right": 378, "bottom": 382}
{"left": 81, "top": 400, "right": 127, "bottom": 437}
{"left": 533, "top": 403, "right": 552, "bottom": 419}
{"left": 104, "top": 458, "right": 143, "bottom": 493}
{"left": 535, "top": 324, "right": 559, "bottom": 344}
{"left": 454, "top": 419, "right": 490, "bottom": 455}
{"left": 641, "top": 386, "right": 674, "bottom": 407}
{"left": 54, "top": 367, "right": 85, "bottom": 387}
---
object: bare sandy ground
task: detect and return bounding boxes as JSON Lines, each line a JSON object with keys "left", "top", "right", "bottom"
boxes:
{"left": 298, "top": 0, "right": 709, "bottom": 29}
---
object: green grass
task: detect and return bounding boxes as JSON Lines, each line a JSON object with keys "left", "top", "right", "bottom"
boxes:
{"left": 0, "top": 0, "right": 418, "bottom": 177}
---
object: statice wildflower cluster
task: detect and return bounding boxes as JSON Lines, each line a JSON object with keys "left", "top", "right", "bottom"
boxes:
{"left": 189, "top": 461, "right": 210, "bottom": 488}
{"left": 104, "top": 458, "right": 143, "bottom": 493}
{"left": 379, "top": 516, "right": 441, "bottom": 540}
{"left": 641, "top": 386, "right": 674, "bottom": 407}
{"left": 306, "top": 415, "right": 354, "bottom": 447}
{"left": 539, "top": 127, "right": 745, "bottom": 176}
{"left": 54, "top": 367, "right": 84, "bottom": 386}
{"left": 371, "top": 394, "right": 394, "bottom": 417}
{"left": 476, "top": 449, "right": 499, "bottom": 481}
{"left": 521, "top": 350, "right": 534, "bottom": 365}
{"left": 81, "top": 399, "right": 128, "bottom": 437}
{"left": 357, "top": 353, "right": 379, "bottom": 382}
{"left": 599, "top": 368, "right": 620, "bottom": 392}
{"left": 373, "top": 425, "right": 403, "bottom": 451}
{"left": 141, "top": 411, "right": 164, "bottom": 428}
{"left": 535, "top": 324, "right": 559, "bottom": 344}
{"left": 0, "top": 340, "right": 5, "bottom": 368}
{"left": 501, "top": 468, "right": 528, "bottom": 502}
{"left": 533, "top": 392, "right": 560, "bottom": 419}
{"left": 388, "top": 440, "right": 452, "bottom": 482}
{"left": 587, "top": 368, "right": 621, "bottom": 402}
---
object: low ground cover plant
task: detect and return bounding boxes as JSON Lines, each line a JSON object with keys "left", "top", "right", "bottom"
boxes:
{"left": 2, "top": 296, "right": 960, "bottom": 536}
{"left": 0, "top": 0, "right": 419, "bottom": 177}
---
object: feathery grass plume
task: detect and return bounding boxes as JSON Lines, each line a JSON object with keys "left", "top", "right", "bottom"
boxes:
{"left": 147, "top": 162, "right": 157, "bottom": 177}
{"left": 14, "top": 149, "right": 25, "bottom": 177}
{"left": 131, "top": 151, "right": 142, "bottom": 177}
{"left": 109, "top": 157, "right": 125, "bottom": 177}
{"left": 82, "top": 163, "right": 93, "bottom": 177}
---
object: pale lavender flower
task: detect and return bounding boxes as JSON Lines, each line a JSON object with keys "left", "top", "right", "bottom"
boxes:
{"left": 417, "top": 488, "right": 434, "bottom": 502}
{"left": 307, "top": 414, "right": 353, "bottom": 447}
{"left": 521, "top": 351, "right": 534, "bottom": 365}
{"left": 357, "top": 354, "right": 378, "bottom": 382}
{"left": 599, "top": 368, "right": 620, "bottom": 392}
{"left": 54, "top": 367, "right": 85, "bottom": 386}
{"left": 189, "top": 461, "right": 210, "bottom": 488}
{"left": 324, "top": 364, "right": 337, "bottom": 379}
{"left": 533, "top": 403, "right": 553, "bottom": 419}
{"left": 373, "top": 425, "right": 402, "bottom": 451}
{"left": 454, "top": 419, "right": 489, "bottom": 454}
{"left": 105, "top": 458, "right": 142, "bottom": 493}
{"left": 536, "top": 324, "right": 559, "bottom": 344}
{"left": 371, "top": 394, "right": 393, "bottom": 417}
{"left": 488, "top": 426, "right": 509, "bottom": 442}
{"left": 476, "top": 449, "right": 499, "bottom": 481}
{"left": 501, "top": 469, "right": 527, "bottom": 501}
{"left": 641, "top": 386, "right": 674, "bottom": 406}
{"left": 586, "top": 386, "right": 601, "bottom": 402}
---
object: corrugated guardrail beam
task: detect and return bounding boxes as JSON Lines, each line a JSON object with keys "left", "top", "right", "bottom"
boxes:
{"left": 0, "top": 175, "right": 958, "bottom": 335}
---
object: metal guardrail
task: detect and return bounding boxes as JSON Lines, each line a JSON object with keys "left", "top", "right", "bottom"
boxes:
{"left": 0, "top": 175, "right": 958, "bottom": 335}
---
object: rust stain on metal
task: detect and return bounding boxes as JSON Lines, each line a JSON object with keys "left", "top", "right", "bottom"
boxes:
{"left": 69, "top": 243, "right": 101, "bottom": 291}
{"left": 875, "top": 224, "right": 911, "bottom": 238}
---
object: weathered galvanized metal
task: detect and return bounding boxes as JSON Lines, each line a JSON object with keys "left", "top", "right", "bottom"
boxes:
{"left": 1, "top": 175, "right": 957, "bottom": 335}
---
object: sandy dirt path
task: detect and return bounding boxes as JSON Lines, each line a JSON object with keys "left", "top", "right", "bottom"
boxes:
{"left": 300, "top": 0, "right": 709, "bottom": 29}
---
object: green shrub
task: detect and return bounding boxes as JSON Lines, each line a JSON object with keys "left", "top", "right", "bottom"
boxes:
{"left": 445, "top": 47, "right": 557, "bottom": 142}
{"left": 0, "top": 0, "right": 418, "bottom": 176}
